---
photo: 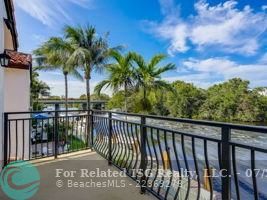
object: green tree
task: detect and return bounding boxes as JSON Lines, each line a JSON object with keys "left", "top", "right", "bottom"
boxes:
{"left": 132, "top": 53, "right": 175, "bottom": 113}
{"left": 199, "top": 78, "right": 263, "bottom": 122}
{"left": 151, "top": 90, "right": 170, "bottom": 116}
{"left": 64, "top": 25, "right": 110, "bottom": 111}
{"left": 94, "top": 50, "right": 135, "bottom": 112}
{"left": 166, "top": 81, "right": 206, "bottom": 118}
{"left": 31, "top": 71, "right": 50, "bottom": 111}
{"left": 34, "top": 37, "right": 83, "bottom": 113}
{"left": 107, "top": 91, "right": 126, "bottom": 111}
{"left": 48, "top": 96, "right": 61, "bottom": 100}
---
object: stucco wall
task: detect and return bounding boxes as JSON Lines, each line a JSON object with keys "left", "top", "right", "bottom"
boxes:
{"left": 3, "top": 68, "right": 30, "bottom": 161}
{"left": 4, "top": 68, "right": 30, "bottom": 112}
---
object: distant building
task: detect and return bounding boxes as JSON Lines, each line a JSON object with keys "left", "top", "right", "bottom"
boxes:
{"left": 258, "top": 88, "right": 267, "bottom": 96}
{"left": 1, "top": 0, "right": 32, "bottom": 167}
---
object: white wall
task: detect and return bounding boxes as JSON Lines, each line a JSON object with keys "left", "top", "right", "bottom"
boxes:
{"left": 3, "top": 68, "right": 31, "bottom": 161}
{"left": 4, "top": 68, "right": 30, "bottom": 112}
{"left": 0, "top": 0, "right": 8, "bottom": 168}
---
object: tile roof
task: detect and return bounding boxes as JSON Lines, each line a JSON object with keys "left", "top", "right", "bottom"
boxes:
{"left": 5, "top": 49, "right": 32, "bottom": 70}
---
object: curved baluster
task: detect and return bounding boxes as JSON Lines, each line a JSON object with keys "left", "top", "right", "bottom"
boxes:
{"left": 181, "top": 135, "right": 191, "bottom": 200}
{"left": 192, "top": 137, "right": 201, "bottom": 200}
{"left": 150, "top": 128, "right": 160, "bottom": 191}
{"left": 172, "top": 133, "right": 182, "bottom": 200}
{"left": 232, "top": 146, "right": 240, "bottom": 200}
{"left": 164, "top": 131, "right": 173, "bottom": 199}
{"left": 204, "top": 140, "right": 213, "bottom": 200}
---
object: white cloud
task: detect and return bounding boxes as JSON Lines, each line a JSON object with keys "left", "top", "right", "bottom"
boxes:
{"left": 158, "top": 0, "right": 180, "bottom": 16}
{"left": 166, "top": 57, "right": 267, "bottom": 88}
{"left": 147, "top": 0, "right": 267, "bottom": 55}
{"left": 262, "top": 5, "right": 267, "bottom": 11}
{"left": 183, "top": 57, "right": 236, "bottom": 72}
{"left": 164, "top": 73, "right": 220, "bottom": 88}
{"left": 14, "top": 0, "right": 94, "bottom": 27}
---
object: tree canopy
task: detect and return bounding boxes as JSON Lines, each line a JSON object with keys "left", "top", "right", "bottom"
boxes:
{"left": 106, "top": 78, "right": 267, "bottom": 123}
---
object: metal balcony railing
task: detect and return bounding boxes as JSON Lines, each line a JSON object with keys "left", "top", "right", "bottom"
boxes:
{"left": 3, "top": 109, "right": 267, "bottom": 200}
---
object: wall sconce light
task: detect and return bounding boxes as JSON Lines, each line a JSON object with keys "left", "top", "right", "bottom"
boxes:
{"left": 0, "top": 52, "right": 11, "bottom": 67}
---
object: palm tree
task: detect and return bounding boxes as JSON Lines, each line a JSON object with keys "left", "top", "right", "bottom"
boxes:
{"left": 132, "top": 53, "right": 175, "bottom": 112}
{"left": 64, "top": 25, "right": 110, "bottom": 111}
{"left": 64, "top": 25, "right": 111, "bottom": 148}
{"left": 34, "top": 37, "right": 83, "bottom": 114}
{"left": 94, "top": 50, "right": 135, "bottom": 112}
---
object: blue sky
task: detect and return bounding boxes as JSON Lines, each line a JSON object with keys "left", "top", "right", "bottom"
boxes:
{"left": 13, "top": 0, "right": 267, "bottom": 97}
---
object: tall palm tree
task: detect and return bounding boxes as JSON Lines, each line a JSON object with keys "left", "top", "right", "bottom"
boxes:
{"left": 132, "top": 53, "right": 175, "bottom": 112}
{"left": 64, "top": 25, "right": 110, "bottom": 148}
{"left": 94, "top": 50, "right": 135, "bottom": 112}
{"left": 64, "top": 25, "right": 110, "bottom": 111}
{"left": 34, "top": 37, "right": 83, "bottom": 113}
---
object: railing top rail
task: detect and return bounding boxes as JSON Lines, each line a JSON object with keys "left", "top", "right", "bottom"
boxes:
{"left": 4, "top": 109, "right": 267, "bottom": 133}
{"left": 35, "top": 99, "right": 108, "bottom": 104}
{"left": 4, "top": 109, "right": 89, "bottom": 115}
{"left": 92, "top": 109, "right": 267, "bottom": 133}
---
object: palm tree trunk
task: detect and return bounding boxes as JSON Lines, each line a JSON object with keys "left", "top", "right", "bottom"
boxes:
{"left": 64, "top": 73, "right": 68, "bottom": 147}
{"left": 64, "top": 73, "right": 68, "bottom": 116}
{"left": 86, "top": 77, "right": 91, "bottom": 148}
{"left": 143, "top": 87, "right": 147, "bottom": 111}
{"left": 124, "top": 82, "right": 127, "bottom": 112}
{"left": 86, "top": 78, "right": 91, "bottom": 111}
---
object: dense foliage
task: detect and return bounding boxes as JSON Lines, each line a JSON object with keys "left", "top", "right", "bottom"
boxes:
{"left": 106, "top": 78, "right": 267, "bottom": 122}
{"left": 31, "top": 71, "right": 50, "bottom": 110}
{"left": 166, "top": 81, "right": 206, "bottom": 118}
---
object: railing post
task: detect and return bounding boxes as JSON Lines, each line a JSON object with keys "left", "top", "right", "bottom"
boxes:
{"left": 3, "top": 113, "right": 8, "bottom": 168}
{"left": 82, "top": 103, "right": 87, "bottom": 111}
{"left": 140, "top": 116, "right": 147, "bottom": 194}
{"left": 108, "top": 112, "right": 112, "bottom": 165}
{"left": 54, "top": 104, "right": 59, "bottom": 159}
{"left": 221, "top": 126, "right": 231, "bottom": 200}
{"left": 90, "top": 110, "right": 94, "bottom": 149}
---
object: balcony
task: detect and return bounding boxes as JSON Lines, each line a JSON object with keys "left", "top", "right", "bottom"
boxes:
{"left": 0, "top": 150, "right": 154, "bottom": 200}
{"left": 2, "top": 109, "right": 267, "bottom": 200}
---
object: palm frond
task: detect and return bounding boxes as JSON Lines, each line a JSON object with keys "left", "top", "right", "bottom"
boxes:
{"left": 69, "top": 69, "right": 84, "bottom": 81}
{"left": 132, "top": 52, "right": 145, "bottom": 70}
{"left": 67, "top": 47, "right": 91, "bottom": 67}
{"left": 94, "top": 80, "right": 110, "bottom": 95}
{"left": 154, "top": 63, "right": 176, "bottom": 76}
{"left": 64, "top": 25, "right": 83, "bottom": 44}
{"left": 109, "top": 49, "right": 123, "bottom": 64}
{"left": 148, "top": 54, "right": 167, "bottom": 68}
{"left": 34, "top": 65, "right": 61, "bottom": 71}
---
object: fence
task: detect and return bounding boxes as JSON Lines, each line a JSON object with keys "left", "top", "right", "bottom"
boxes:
{"left": 3, "top": 109, "right": 91, "bottom": 166}
{"left": 92, "top": 110, "right": 267, "bottom": 200}
{"left": 3, "top": 109, "right": 267, "bottom": 200}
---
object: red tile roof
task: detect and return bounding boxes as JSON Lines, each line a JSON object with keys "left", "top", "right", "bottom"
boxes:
{"left": 5, "top": 49, "right": 32, "bottom": 70}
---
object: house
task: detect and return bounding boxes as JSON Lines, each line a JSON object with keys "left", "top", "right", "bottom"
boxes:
{"left": 0, "top": 0, "right": 31, "bottom": 167}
